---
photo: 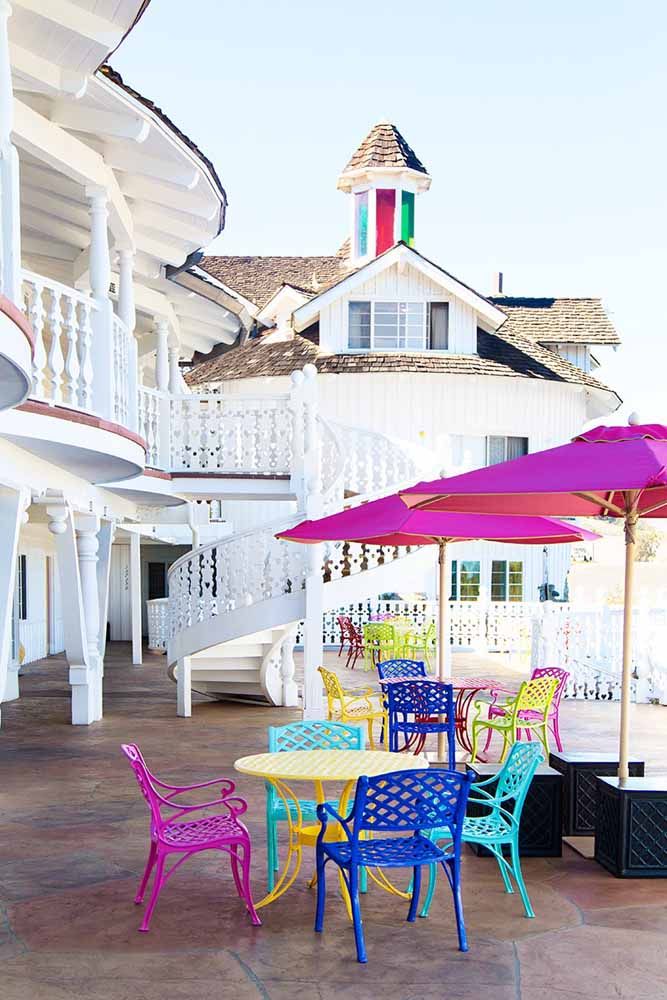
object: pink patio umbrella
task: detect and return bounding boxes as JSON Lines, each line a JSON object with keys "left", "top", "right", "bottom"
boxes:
{"left": 278, "top": 495, "right": 599, "bottom": 759}
{"left": 402, "top": 419, "right": 667, "bottom": 778}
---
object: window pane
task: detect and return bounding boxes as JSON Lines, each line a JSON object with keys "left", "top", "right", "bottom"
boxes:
{"left": 429, "top": 302, "right": 449, "bottom": 350}
{"left": 450, "top": 559, "right": 458, "bottom": 600}
{"left": 348, "top": 301, "right": 371, "bottom": 348}
{"left": 507, "top": 437, "right": 529, "bottom": 460}
{"left": 487, "top": 436, "right": 506, "bottom": 466}
{"left": 459, "top": 560, "right": 480, "bottom": 601}
{"left": 508, "top": 561, "right": 523, "bottom": 601}
{"left": 491, "top": 559, "right": 507, "bottom": 602}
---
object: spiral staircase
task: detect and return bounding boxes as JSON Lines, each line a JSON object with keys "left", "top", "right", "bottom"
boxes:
{"left": 166, "top": 369, "right": 437, "bottom": 711}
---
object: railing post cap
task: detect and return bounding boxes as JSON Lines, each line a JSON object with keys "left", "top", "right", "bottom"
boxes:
{"left": 290, "top": 369, "right": 304, "bottom": 386}
{"left": 303, "top": 363, "right": 317, "bottom": 380}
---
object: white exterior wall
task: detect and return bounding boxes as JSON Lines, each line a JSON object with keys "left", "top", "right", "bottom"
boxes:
{"left": 318, "top": 262, "right": 477, "bottom": 355}
{"left": 555, "top": 344, "right": 591, "bottom": 372}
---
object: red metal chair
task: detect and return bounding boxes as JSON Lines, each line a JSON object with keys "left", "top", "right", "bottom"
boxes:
{"left": 344, "top": 619, "right": 365, "bottom": 670}
{"left": 336, "top": 615, "right": 352, "bottom": 658}
{"left": 121, "top": 743, "right": 261, "bottom": 931}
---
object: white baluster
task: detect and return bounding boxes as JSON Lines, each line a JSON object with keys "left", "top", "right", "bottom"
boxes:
{"left": 61, "top": 294, "right": 80, "bottom": 407}
{"left": 26, "top": 279, "right": 47, "bottom": 398}
{"left": 45, "top": 286, "right": 64, "bottom": 403}
{"left": 77, "top": 299, "right": 94, "bottom": 410}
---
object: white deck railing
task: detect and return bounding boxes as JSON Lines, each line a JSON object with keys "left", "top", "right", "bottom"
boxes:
{"left": 147, "top": 597, "right": 169, "bottom": 651}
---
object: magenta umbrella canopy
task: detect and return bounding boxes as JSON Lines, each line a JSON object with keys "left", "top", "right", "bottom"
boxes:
{"left": 402, "top": 423, "right": 667, "bottom": 518}
{"left": 401, "top": 420, "right": 667, "bottom": 778}
{"left": 277, "top": 493, "right": 600, "bottom": 546}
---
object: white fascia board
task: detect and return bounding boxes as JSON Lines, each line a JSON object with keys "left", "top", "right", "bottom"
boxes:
{"left": 50, "top": 102, "right": 151, "bottom": 144}
{"left": 186, "top": 267, "right": 259, "bottom": 319}
{"left": 292, "top": 245, "right": 506, "bottom": 332}
{"left": 257, "top": 285, "right": 310, "bottom": 326}
{"left": 13, "top": 99, "right": 133, "bottom": 247}
{"left": 93, "top": 73, "right": 225, "bottom": 210}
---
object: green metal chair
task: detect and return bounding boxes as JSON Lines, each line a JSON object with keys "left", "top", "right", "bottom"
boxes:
{"left": 401, "top": 621, "right": 436, "bottom": 671}
{"left": 362, "top": 622, "right": 397, "bottom": 670}
{"left": 420, "top": 741, "right": 543, "bottom": 919}
{"left": 471, "top": 674, "right": 559, "bottom": 762}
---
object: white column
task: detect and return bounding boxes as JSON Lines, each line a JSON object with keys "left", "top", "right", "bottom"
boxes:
{"left": 130, "top": 530, "right": 142, "bottom": 665}
{"left": 281, "top": 629, "right": 299, "bottom": 707}
{"left": 76, "top": 514, "right": 102, "bottom": 721}
{"left": 301, "top": 364, "right": 325, "bottom": 719}
{"left": 289, "top": 369, "right": 305, "bottom": 503}
{"left": 46, "top": 501, "right": 94, "bottom": 725}
{"left": 118, "top": 248, "right": 138, "bottom": 431}
{"left": 177, "top": 656, "right": 192, "bottom": 717}
{"left": 155, "top": 319, "right": 169, "bottom": 391}
{"left": 0, "top": 1, "right": 21, "bottom": 303}
{"left": 0, "top": 488, "right": 29, "bottom": 718}
{"left": 86, "top": 186, "right": 114, "bottom": 418}
{"left": 168, "top": 343, "right": 181, "bottom": 395}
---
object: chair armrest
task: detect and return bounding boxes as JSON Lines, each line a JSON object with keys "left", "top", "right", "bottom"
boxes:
{"left": 465, "top": 796, "right": 517, "bottom": 829}
{"left": 160, "top": 777, "right": 235, "bottom": 801}
{"left": 316, "top": 800, "right": 354, "bottom": 843}
{"left": 168, "top": 795, "right": 248, "bottom": 824}
{"left": 470, "top": 782, "right": 496, "bottom": 800}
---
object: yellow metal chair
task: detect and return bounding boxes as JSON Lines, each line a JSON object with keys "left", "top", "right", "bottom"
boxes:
{"left": 471, "top": 675, "right": 559, "bottom": 763}
{"left": 318, "top": 666, "right": 386, "bottom": 749}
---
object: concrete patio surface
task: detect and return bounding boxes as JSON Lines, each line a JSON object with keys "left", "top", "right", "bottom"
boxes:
{"left": 1, "top": 643, "right": 667, "bottom": 999}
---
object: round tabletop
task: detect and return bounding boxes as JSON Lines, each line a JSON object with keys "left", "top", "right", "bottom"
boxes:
{"left": 234, "top": 748, "right": 425, "bottom": 782}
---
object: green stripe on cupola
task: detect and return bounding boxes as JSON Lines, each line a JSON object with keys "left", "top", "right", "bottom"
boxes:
{"left": 401, "top": 191, "right": 415, "bottom": 246}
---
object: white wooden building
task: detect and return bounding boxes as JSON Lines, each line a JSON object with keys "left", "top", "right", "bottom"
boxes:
{"left": 0, "top": 16, "right": 622, "bottom": 729}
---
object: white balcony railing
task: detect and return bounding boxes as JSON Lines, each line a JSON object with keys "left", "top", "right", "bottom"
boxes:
{"left": 137, "top": 385, "right": 162, "bottom": 467}
{"left": 22, "top": 270, "right": 97, "bottom": 412}
{"left": 112, "top": 312, "right": 133, "bottom": 427}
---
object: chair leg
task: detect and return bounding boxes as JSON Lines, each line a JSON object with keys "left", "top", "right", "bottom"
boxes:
{"left": 231, "top": 842, "right": 261, "bottom": 926}
{"left": 407, "top": 865, "right": 421, "bottom": 922}
{"left": 489, "top": 844, "right": 514, "bottom": 894}
{"left": 349, "top": 864, "right": 367, "bottom": 964}
{"left": 266, "top": 813, "right": 277, "bottom": 892}
{"left": 366, "top": 717, "right": 376, "bottom": 750}
{"left": 510, "top": 840, "right": 534, "bottom": 918}
{"left": 552, "top": 715, "right": 564, "bottom": 752}
{"left": 138, "top": 855, "right": 166, "bottom": 932}
{"left": 444, "top": 857, "right": 468, "bottom": 952}
{"left": 135, "top": 841, "right": 157, "bottom": 904}
{"left": 419, "top": 863, "right": 437, "bottom": 918}
{"left": 314, "top": 849, "right": 327, "bottom": 932}
{"left": 470, "top": 722, "right": 483, "bottom": 763}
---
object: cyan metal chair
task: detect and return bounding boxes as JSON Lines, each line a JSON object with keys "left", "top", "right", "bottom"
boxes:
{"left": 315, "top": 767, "right": 473, "bottom": 963}
{"left": 266, "top": 721, "right": 365, "bottom": 891}
{"left": 386, "top": 678, "right": 456, "bottom": 762}
{"left": 420, "top": 741, "right": 543, "bottom": 919}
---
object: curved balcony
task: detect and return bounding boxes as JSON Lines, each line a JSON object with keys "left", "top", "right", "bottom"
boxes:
{"left": 0, "top": 271, "right": 145, "bottom": 484}
{"left": 0, "top": 293, "right": 33, "bottom": 411}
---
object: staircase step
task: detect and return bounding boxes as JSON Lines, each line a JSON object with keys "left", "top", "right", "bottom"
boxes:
{"left": 191, "top": 668, "right": 261, "bottom": 684}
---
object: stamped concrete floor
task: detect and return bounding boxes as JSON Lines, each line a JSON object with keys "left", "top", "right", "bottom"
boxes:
{"left": 1, "top": 643, "right": 667, "bottom": 1000}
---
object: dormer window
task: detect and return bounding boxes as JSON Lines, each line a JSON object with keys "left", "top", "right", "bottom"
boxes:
{"left": 348, "top": 301, "right": 449, "bottom": 351}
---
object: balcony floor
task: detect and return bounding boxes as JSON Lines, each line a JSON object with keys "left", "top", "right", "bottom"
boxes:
{"left": 1, "top": 644, "right": 666, "bottom": 999}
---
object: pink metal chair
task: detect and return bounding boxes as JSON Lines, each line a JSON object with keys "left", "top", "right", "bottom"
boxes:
{"left": 121, "top": 744, "right": 261, "bottom": 932}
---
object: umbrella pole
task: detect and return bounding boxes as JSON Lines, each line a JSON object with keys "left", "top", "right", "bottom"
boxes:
{"left": 436, "top": 539, "right": 448, "bottom": 762}
{"left": 619, "top": 506, "right": 638, "bottom": 780}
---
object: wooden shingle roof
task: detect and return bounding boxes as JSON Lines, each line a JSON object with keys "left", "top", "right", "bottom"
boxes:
{"left": 199, "top": 255, "right": 352, "bottom": 310}
{"left": 491, "top": 297, "right": 619, "bottom": 346}
{"left": 342, "top": 122, "right": 428, "bottom": 175}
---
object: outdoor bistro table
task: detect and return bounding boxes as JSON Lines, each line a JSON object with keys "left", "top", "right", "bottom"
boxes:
{"left": 234, "top": 748, "right": 425, "bottom": 909}
{"left": 379, "top": 676, "right": 518, "bottom": 759}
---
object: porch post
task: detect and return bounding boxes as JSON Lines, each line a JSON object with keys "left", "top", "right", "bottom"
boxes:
{"left": 168, "top": 342, "right": 181, "bottom": 395}
{"left": 96, "top": 519, "right": 115, "bottom": 720}
{"left": 301, "top": 364, "right": 325, "bottom": 719}
{"left": 0, "top": 487, "right": 29, "bottom": 719}
{"left": 86, "top": 186, "right": 114, "bottom": 419}
{"left": 154, "top": 318, "right": 172, "bottom": 469}
{"left": 0, "top": 1, "right": 21, "bottom": 304}
{"left": 155, "top": 319, "right": 169, "bottom": 391}
{"left": 130, "top": 530, "right": 142, "bottom": 665}
{"left": 117, "top": 248, "right": 138, "bottom": 431}
{"left": 76, "top": 514, "right": 103, "bottom": 721}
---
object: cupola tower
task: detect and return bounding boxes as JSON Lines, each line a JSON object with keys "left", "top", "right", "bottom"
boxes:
{"left": 338, "top": 122, "right": 431, "bottom": 265}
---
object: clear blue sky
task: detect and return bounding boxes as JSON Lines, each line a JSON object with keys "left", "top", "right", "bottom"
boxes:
{"left": 114, "top": 0, "right": 667, "bottom": 421}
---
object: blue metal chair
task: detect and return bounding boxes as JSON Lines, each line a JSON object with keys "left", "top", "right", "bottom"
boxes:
{"left": 266, "top": 721, "right": 364, "bottom": 891}
{"left": 376, "top": 658, "right": 427, "bottom": 680}
{"left": 386, "top": 678, "right": 456, "bottom": 763}
{"left": 315, "top": 767, "right": 473, "bottom": 963}
{"left": 420, "top": 742, "right": 544, "bottom": 919}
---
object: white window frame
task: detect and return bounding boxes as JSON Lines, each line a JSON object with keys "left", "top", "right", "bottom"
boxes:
{"left": 491, "top": 559, "right": 524, "bottom": 602}
{"left": 485, "top": 435, "right": 529, "bottom": 466}
{"left": 346, "top": 299, "right": 450, "bottom": 353}
{"left": 450, "top": 559, "right": 482, "bottom": 602}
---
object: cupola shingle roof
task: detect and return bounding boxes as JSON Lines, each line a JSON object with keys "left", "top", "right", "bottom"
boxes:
{"left": 342, "top": 122, "right": 428, "bottom": 175}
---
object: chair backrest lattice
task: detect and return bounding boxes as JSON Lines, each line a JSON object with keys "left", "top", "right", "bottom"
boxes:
{"left": 377, "top": 659, "right": 427, "bottom": 681}
{"left": 491, "top": 741, "right": 543, "bottom": 822}
{"left": 353, "top": 768, "right": 472, "bottom": 836}
{"left": 269, "top": 720, "right": 364, "bottom": 753}
{"left": 530, "top": 666, "right": 569, "bottom": 710}
{"left": 386, "top": 679, "right": 454, "bottom": 717}
{"left": 513, "top": 675, "right": 559, "bottom": 719}
{"left": 318, "top": 666, "right": 346, "bottom": 707}
{"left": 363, "top": 622, "right": 396, "bottom": 647}
{"left": 337, "top": 614, "right": 352, "bottom": 639}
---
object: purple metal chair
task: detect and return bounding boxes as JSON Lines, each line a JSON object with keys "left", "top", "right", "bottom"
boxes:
{"left": 121, "top": 744, "right": 261, "bottom": 931}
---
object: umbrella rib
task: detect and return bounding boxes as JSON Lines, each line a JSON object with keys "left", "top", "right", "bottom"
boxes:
{"left": 572, "top": 491, "right": 625, "bottom": 516}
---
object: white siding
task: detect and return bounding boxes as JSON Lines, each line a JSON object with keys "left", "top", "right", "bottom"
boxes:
{"left": 108, "top": 544, "right": 132, "bottom": 641}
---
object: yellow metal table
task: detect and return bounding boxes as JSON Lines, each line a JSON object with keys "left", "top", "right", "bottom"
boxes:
{"left": 234, "top": 748, "right": 425, "bottom": 909}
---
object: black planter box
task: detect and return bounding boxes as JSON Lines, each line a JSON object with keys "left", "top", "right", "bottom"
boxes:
{"left": 549, "top": 752, "right": 645, "bottom": 836}
{"left": 466, "top": 763, "right": 563, "bottom": 857}
{"left": 595, "top": 777, "right": 667, "bottom": 878}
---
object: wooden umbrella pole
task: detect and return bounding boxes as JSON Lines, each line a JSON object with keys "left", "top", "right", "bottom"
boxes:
{"left": 436, "top": 539, "right": 448, "bottom": 763}
{"left": 619, "top": 502, "right": 639, "bottom": 781}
